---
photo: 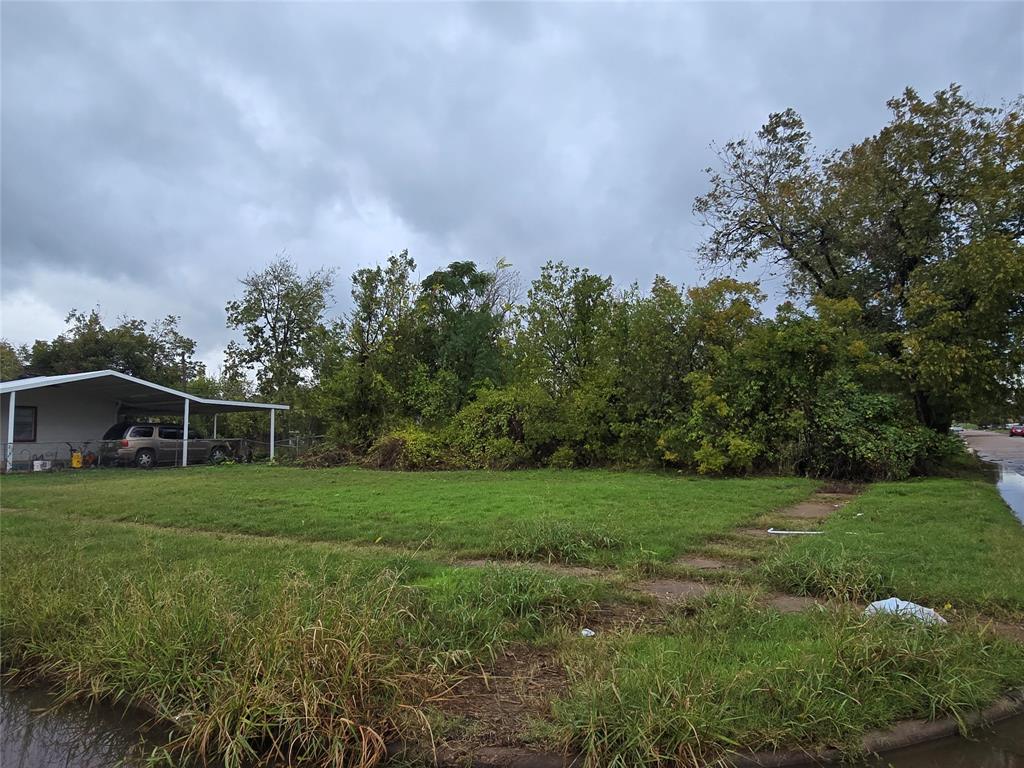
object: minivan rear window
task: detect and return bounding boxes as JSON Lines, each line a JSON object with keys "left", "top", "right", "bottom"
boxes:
{"left": 129, "top": 426, "right": 154, "bottom": 438}
{"left": 102, "top": 424, "right": 128, "bottom": 440}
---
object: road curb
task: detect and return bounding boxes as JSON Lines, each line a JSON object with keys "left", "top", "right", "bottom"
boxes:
{"left": 727, "top": 687, "right": 1024, "bottom": 767}
{"left": 402, "top": 687, "right": 1024, "bottom": 768}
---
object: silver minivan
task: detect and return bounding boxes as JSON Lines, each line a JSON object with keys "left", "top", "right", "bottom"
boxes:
{"left": 100, "top": 422, "right": 232, "bottom": 468}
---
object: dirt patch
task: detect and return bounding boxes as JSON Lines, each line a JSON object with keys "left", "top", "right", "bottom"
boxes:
{"left": 635, "top": 578, "right": 717, "bottom": 604}
{"left": 990, "top": 621, "right": 1024, "bottom": 644}
{"left": 764, "top": 593, "right": 828, "bottom": 613}
{"left": 584, "top": 600, "right": 661, "bottom": 633}
{"left": 735, "top": 527, "right": 774, "bottom": 539}
{"left": 675, "top": 555, "right": 738, "bottom": 571}
{"left": 466, "top": 747, "right": 566, "bottom": 768}
{"left": 433, "top": 648, "right": 567, "bottom": 763}
{"left": 777, "top": 501, "right": 837, "bottom": 520}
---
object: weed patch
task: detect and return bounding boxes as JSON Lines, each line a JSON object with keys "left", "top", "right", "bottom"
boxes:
{"left": 0, "top": 513, "right": 597, "bottom": 768}
{"left": 768, "top": 479, "right": 1024, "bottom": 616}
{"left": 553, "top": 598, "right": 1024, "bottom": 766}
{"left": 496, "top": 518, "right": 626, "bottom": 564}
{"left": 761, "top": 547, "right": 895, "bottom": 602}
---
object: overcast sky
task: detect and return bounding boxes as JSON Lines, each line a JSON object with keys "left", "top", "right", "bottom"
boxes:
{"left": 2, "top": 2, "right": 1021, "bottom": 372}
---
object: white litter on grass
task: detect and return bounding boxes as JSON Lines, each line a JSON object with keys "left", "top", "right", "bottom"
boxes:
{"left": 864, "top": 598, "right": 947, "bottom": 625}
{"left": 767, "top": 528, "right": 825, "bottom": 536}
{"left": 580, "top": 628, "right": 596, "bottom": 638}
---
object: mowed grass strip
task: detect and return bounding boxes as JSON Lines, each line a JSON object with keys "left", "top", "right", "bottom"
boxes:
{"left": 0, "top": 509, "right": 606, "bottom": 767}
{"left": 0, "top": 466, "right": 816, "bottom": 565}
{"left": 553, "top": 593, "right": 1024, "bottom": 767}
{"left": 761, "top": 478, "right": 1024, "bottom": 616}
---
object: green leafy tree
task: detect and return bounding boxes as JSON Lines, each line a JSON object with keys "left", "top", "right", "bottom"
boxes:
{"left": 317, "top": 251, "right": 419, "bottom": 445}
{"left": 695, "top": 85, "right": 1024, "bottom": 431}
{"left": 517, "top": 261, "right": 614, "bottom": 397}
{"left": 26, "top": 309, "right": 204, "bottom": 387}
{"left": 0, "top": 340, "right": 26, "bottom": 380}
{"left": 415, "top": 260, "right": 514, "bottom": 413}
{"left": 225, "top": 256, "right": 335, "bottom": 399}
{"left": 151, "top": 315, "right": 205, "bottom": 386}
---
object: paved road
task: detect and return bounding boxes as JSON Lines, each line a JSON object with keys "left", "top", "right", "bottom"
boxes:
{"left": 962, "top": 430, "right": 1024, "bottom": 522}
{"left": 961, "top": 430, "right": 1024, "bottom": 470}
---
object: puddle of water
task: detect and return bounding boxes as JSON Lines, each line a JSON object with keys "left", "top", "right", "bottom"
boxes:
{"left": 861, "top": 713, "right": 1024, "bottom": 767}
{"left": 2, "top": 683, "right": 1022, "bottom": 768}
{"left": 997, "top": 466, "right": 1024, "bottom": 524}
{"left": 0, "top": 685, "right": 165, "bottom": 768}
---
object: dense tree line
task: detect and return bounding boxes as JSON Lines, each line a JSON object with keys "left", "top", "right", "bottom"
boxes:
{"left": 1, "top": 310, "right": 206, "bottom": 388}
{"left": 3, "top": 86, "right": 1020, "bottom": 478}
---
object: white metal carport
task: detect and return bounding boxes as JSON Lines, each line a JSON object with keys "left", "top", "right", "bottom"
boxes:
{"left": 1, "top": 370, "right": 289, "bottom": 472}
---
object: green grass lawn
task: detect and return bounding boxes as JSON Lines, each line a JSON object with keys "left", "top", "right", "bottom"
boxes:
{"left": 0, "top": 508, "right": 607, "bottom": 766}
{"left": 554, "top": 594, "right": 1024, "bottom": 765}
{"left": 763, "top": 478, "right": 1024, "bottom": 616}
{"left": 2, "top": 466, "right": 1022, "bottom": 767}
{"left": 0, "top": 466, "right": 815, "bottom": 565}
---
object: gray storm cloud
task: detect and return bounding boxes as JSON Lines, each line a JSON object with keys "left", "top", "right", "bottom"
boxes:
{"left": 2, "top": 1, "right": 1021, "bottom": 366}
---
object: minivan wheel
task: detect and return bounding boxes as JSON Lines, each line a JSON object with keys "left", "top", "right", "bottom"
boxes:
{"left": 135, "top": 449, "right": 156, "bottom": 469}
{"left": 210, "top": 447, "right": 228, "bottom": 464}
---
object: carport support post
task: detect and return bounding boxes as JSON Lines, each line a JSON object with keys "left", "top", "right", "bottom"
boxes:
{"left": 268, "top": 409, "right": 276, "bottom": 462}
{"left": 269, "top": 409, "right": 275, "bottom": 462}
{"left": 182, "top": 398, "right": 190, "bottom": 467}
{"left": 213, "top": 414, "right": 218, "bottom": 439}
{"left": 5, "top": 390, "right": 15, "bottom": 473}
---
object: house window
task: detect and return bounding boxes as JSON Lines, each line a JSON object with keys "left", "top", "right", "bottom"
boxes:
{"left": 13, "top": 406, "right": 36, "bottom": 442}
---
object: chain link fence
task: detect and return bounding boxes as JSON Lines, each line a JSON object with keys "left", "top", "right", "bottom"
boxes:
{"left": 0, "top": 437, "right": 318, "bottom": 473}
{"left": 1, "top": 434, "right": 328, "bottom": 473}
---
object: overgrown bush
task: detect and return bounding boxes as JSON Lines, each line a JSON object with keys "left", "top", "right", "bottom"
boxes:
{"left": 314, "top": 299, "right": 968, "bottom": 481}
{"left": 364, "top": 427, "right": 446, "bottom": 470}
{"left": 295, "top": 444, "right": 357, "bottom": 468}
{"left": 547, "top": 445, "right": 577, "bottom": 469}
{"left": 447, "top": 385, "right": 560, "bottom": 468}
{"left": 805, "top": 380, "right": 946, "bottom": 480}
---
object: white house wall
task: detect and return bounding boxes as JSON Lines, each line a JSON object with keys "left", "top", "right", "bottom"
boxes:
{"left": 1, "top": 388, "right": 120, "bottom": 463}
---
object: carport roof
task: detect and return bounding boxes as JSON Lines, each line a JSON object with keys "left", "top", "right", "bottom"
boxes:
{"left": 0, "top": 370, "right": 289, "bottom": 416}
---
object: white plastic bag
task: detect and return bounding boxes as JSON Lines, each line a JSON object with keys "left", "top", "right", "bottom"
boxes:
{"left": 864, "top": 597, "right": 947, "bottom": 625}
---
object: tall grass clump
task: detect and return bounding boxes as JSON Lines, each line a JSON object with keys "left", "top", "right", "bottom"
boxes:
{"left": 760, "top": 547, "right": 895, "bottom": 603}
{"left": 497, "top": 518, "right": 625, "bottom": 564}
{"left": 553, "top": 596, "right": 1024, "bottom": 767}
{"left": 0, "top": 537, "right": 597, "bottom": 767}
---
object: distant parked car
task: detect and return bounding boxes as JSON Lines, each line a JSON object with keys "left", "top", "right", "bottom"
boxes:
{"left": 950, "top": 425, "right": 965, "bottom": 434}
{"left": 1010, "top": 425, "right": 1024, "bottom": 438}
{"left": 99, "top": 422, "right": 233, "bottom": 468}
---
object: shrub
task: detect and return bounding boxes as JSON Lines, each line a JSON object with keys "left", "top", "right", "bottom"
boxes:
{"left": 548, "top": 445, "right": 577, "bottom": 469}
{"left": 479, "top": 437, "right": 532, "bottom": 470}
{"left": 447, "top": 385, "right": 560, "bottom": 468}
{"left": 805, "top": 380, "right": 945, "bottom": 480}
{"left": 364, "top": 427, "right": 446, "bottom": 470}
{"left": 295, "top": 444, "right": 357, "bottom": 468}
